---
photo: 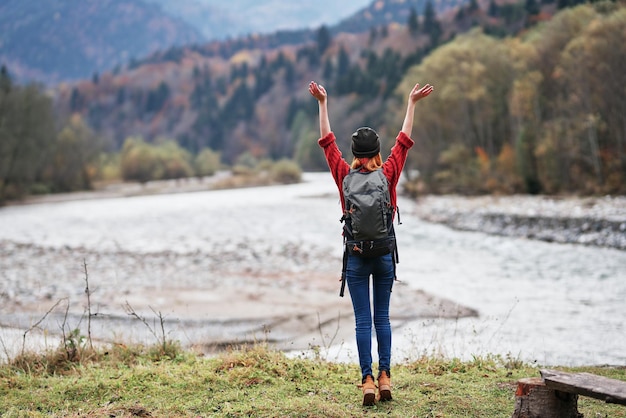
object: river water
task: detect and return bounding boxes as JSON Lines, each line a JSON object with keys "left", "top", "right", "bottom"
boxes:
{"left": 1, "top": 173, "right": 624, "bottom": 366}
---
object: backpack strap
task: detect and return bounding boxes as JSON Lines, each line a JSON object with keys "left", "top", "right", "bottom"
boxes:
{"left": 389, "top": 223, "right": 399, "bottom": 292}
{"left": 391, "top": 240, "right": 399, "bottom": 292}
{"left": 340, "top": 235, "right": 349, "bottom": 297}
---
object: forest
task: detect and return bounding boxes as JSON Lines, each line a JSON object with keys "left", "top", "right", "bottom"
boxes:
{"left": 1, "top": 0, "right": 625, "bottom": 204}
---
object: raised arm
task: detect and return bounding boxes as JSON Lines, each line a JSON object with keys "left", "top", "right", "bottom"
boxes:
{"left": 401, "top": 83, "right": 434, "bottom": 137}
{"left": 308, "top": 81, "right": 331, "bottom": 137}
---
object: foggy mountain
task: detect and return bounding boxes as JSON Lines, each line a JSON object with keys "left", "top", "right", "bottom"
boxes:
{"left": 0, "top": 0, "right": 371, "bottom": 83}
{"left": 143, "top": 0, "right": 371, "bottom": 40}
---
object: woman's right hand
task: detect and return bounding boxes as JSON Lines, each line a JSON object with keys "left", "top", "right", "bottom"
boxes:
{"left": 309, "top": 81, "right": 327, "bottom": 103}
{"left": 409, "top": 83, "right": 434, "bottom": 104}
{"left": 309, "top": 81, "right": 331, "bottom": 137}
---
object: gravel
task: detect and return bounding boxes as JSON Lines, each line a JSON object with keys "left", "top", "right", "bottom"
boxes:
{"left": 413, "top": 194, "right": 626, "bottom": 250}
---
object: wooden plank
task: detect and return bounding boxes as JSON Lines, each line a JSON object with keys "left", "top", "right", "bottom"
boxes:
{"left": 541, "top": 369, "right": 626, "bottom": 406}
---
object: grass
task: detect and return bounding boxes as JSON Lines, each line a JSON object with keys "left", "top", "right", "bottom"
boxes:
{"left": 0, "top": 343, "right": 624, "bottom": 417}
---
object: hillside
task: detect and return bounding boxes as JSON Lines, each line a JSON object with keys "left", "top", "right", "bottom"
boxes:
{"left": 3, "top": 0, "right": 623, "bottom": 201}
{"left": 0, "top": 0, "right": 205, "bottom": 83}
{"left": 0, "top": 0, "right": 373, "bottom": 83}
{"left": 1, "top": 0, "right": 471, "bottom": 84}
{"left": 337, "top": 0, "right": 460, "bottom": 32}
{"left": 143, "top": 0, "right": 371, "bottom": 40}
{"left": 50, "top": 0, "right": 510, "bottom": 164}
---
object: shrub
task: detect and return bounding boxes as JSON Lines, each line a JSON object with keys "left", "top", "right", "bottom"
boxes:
{"left": 270, "top": 159, "right": 302, "bottom": 184}
{"left": 194, "top": 148, "right": 221, "bottom": 177}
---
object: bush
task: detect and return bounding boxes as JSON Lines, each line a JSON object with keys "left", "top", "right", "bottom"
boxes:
{"left": 120, "top": 138, "right": 194, "bottom": 182}
{"left": 157, "top": 141, "right": 194, "bottom": 180}
{"left": 94, "top": 153, "right": 121, "bottom": 182}
{"left": 29, "top": 183, "right": 51, "bottom": 195}
{"left": 232, "top": 152, "right": 259, "bottom": 176}
{"left": 270, "top": 159, "right": 302, "bottom": 184}
{"left": 433, "top": 143, "right": 480, "bottom": 194}
{"left": 120, "top": 137, "right": 160, "bottom": 183}
{"left": 194, "top": 148, "right": 221, "bottom": 177}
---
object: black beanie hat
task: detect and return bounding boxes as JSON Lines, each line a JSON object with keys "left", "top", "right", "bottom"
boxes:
{"left": 351, "top": 127, "right": 380, "bottom": 158}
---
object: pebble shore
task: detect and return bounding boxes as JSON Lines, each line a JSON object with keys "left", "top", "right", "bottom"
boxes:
{"left": 1, "top": 187, "right": 623, "bottom": 360}
{"left": 413, "top": 194, "right": 626, "bottom": 250}
{"left": 0, "top": 239, "right": 474, "bottom": 360}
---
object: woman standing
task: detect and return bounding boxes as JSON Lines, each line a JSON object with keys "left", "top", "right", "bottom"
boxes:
{"left": 308, "top": 80, "right": 433, "bottom": 406}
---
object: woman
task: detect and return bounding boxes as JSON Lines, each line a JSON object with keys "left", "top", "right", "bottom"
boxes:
{"left": 308, "top": 80, "right": 433, "bottom": 406}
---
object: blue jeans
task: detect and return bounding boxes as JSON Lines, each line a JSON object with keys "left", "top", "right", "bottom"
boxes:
{"left": 346, "top": 253, "right": 394, "bottom": 380}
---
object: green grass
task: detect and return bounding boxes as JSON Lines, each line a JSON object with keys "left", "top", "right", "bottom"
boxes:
{"left": 0, "top": 343, "right": 624, "bottom": 417}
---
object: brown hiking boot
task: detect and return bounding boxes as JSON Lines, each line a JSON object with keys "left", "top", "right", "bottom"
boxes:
{"left": 378, "top": 371, "right": 392, "bottom": 402}
{"left": 361, "top": 375, "right": 376, "bottom": 406}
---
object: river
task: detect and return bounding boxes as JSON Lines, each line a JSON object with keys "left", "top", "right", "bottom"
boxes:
{"left": 0, "top": 173, "right": 624, "bottom": 366}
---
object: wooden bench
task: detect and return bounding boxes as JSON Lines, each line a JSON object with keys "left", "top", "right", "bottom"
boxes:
{"left": 511, "top": 369, "right": 626, "bottom": 417}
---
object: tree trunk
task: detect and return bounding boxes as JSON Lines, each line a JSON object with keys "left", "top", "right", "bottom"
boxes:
{"left": 511, "top": 377, "right": 582, "bottom": 418}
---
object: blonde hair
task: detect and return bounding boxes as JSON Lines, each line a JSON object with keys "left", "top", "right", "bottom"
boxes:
{"left": 351, "top": 154, "right": 383, "bottom": 171}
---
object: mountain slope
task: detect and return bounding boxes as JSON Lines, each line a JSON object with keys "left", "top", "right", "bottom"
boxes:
{"left": 0, "top": 0, "right": 205, "bottom": 83}
{"left": 336, "top": 0, "right": 465, "bottom": 32}
{"left": 0, "top": 0, "right": 372, "bottom": 83}
{"left": 144, "top": 0, "right": 371, "bottom": 40}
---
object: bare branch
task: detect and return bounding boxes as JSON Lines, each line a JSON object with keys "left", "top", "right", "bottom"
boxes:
{"left": 316, "top": 311, "right": 342, "bottom": 360}
{"left": 21, "top": 298, "right": 67, "bottom": 356}
{"left": 150, "top": 306, "right": 168, "bottom": 351}
{"left": 83, "top": 259, "right": 94, "bottom": 350}
{"left": 0, "top": 334, "right": 10, "bottom": 363}
{"left": 123, "top": 301, "right": 159, "bottom": 343}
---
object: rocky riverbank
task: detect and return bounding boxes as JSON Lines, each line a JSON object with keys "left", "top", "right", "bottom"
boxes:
{"left": 0, "top": 238, "right": 477, "bottom": 361}
{"left": 11, "top": 178, "right": 625, "bottom": 250}
{"left": 413, "top": 194, "right": 626, "bottom": 250}
{"left": 2, "top": 181, "right": 623, "bottom": 362}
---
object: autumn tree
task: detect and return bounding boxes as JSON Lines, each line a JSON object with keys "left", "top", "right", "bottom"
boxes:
{"left": 525, "top": 5, "right": 604, "bottom": 193}
{"left": 0, "top": 74, "right": 56, "bottom": 202}
{"left": 47, "top": 114, "right": 101, "bottom": 192}
{"left": 552, "top": 5, "right": 626, "bottom": 193}
{"left": 292, "top": 110, "right": 327, "bottom": 171}
{"left": 397, "top": 30, "right": 516, "bottom": 193}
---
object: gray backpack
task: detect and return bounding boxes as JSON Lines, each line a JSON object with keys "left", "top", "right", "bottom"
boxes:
{"left": 342, "top": 168, "right": 393, "bottom": 242}
{"left": 339, "top": 168, "right": 399, "bottom": 296}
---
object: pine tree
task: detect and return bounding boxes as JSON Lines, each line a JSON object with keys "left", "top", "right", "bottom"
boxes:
{"left": 322, "top": 59, "right": 334, "bottom": 80}
{"left": 408, "top": 7, "right": 420, "bottom": 36}
{"left": 423, "top": 0, "right": 443, "bottom": 45}
{"left": 488, "top": 0, "right": 500, "bottom": 17}
{"left": 337, "top": 46, "right": 350, "bottom": 78}
{"left": 0, "top": 65, "right": 11, "bottom": 93}
{"left": 525, "top": 0, "right": 541, "bottom": 15}
{"left": 316, "top": 25, "right": 332, "bottom": 54}
{"left": 368, "top": 26, "right": 378, "bottom": 45}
